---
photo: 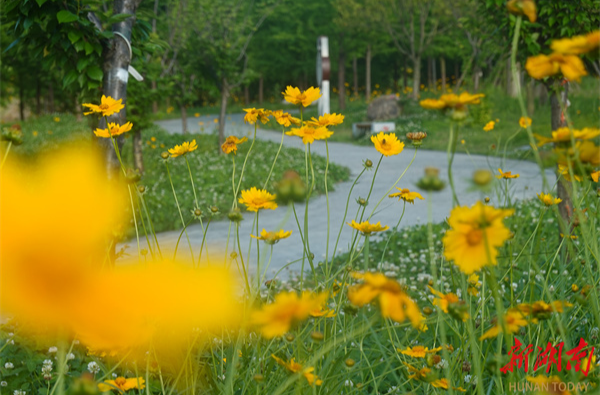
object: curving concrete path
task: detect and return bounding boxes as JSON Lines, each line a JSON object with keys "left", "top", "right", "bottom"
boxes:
{"left": 126, "top": 114, "right": 554, "bottom": 280}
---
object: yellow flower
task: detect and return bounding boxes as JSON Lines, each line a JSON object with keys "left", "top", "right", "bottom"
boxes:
{"left": 419, "top": 92, "right": 485, "bottom": 111}
{"left": 348, "top": 273, "right": 425, "bottom": 328}
{"left": 32, "top": 131, "right": 38, "bottom": 137}
{"left": 251, "top": 229, "right": 292, "bottom": 245}
{"left": 525, "top": 53, "right": 587, "bottom": 82}
{"left": 483, "top": 120, "right": 495, "bottom": 131}
{"left": 221, "top": 136, "right": 248, "bottom": 155}
{"left": 592, "top": 170, "right": 599, "bottom": 182}
{"left": 272, "top": 110, "right": 301, "bottom": 127}
{"left": 480, "top": 309, "right": 528, "bottom": 340}
{"left": 428, "top": 286, "right": 469, "bottom": 321}
{"left": 467, "top": 273, "right": 481, "bottom": 296}
{"left": 526, "top": 376, "right": 570, "bottom": 395}
{"left": 251, "top": 292, "right": 327, "bottom": 338}
{"left": 389, "top": 188, "right": 424, "bottom": 204}
{"left": 166, "top": 106, "right": 174, "bottom": 114}
{"left": 243, "top": 108, "right": 270, "bottom": 124}
{"left": 517, "top": 300, "right": 572, "bottom": 323}
{"left": 93, "top": 122, "right": 133, "bottom": 138}
{"left": 168, "top": 140, "right": 198, "bottom": 157}
{"left": 305, "top": 113, "right": 345, "bottom": 127}
{"left": 555, "top": 141, "right": 600, "bottom": 167}
{"left": 309, "top": 306, "right": 336, "bottom": 318}
{"left": 82, "top": 95, "right": 125, "bottom": 117}
{"left": 431, "top": 378, "right": 449, "bottom": 389}
{"left": 443, "top": 201, "right": 514, "bottom": 274}
{"left": 371, "top": 132, "right": 404, "bottom": 156}
{"left": 551, "top": 31, "right": 600, "bottom": 55}
{"left": 534, "top": 127, "right": 600, "bottom": 146}
{"left": 54, "top": 117, "right": 60, "bottom": 122}
{"left": 271, "top": 355, "right": 323, "bottom": 386}
{"left": 496, "top": 168, "right": 520, "bottom": 179}
{"left": 558, "top": 164, "right": 582, "bottom": 182}
{"left": 282, "top": 86, "right": 321, "bottom": 107}
{"left": 286, "top": 125, "right": 332, "bottom": 144}
{"left": 194, "top": 112, "right": 200, "bottom": 117}
{"left": 150, "top": 137, "right": 156, "bottom": 142}
{"left": 506, "top": 0, "right": 537, "bottom": 22}
{"left": 404, "top": 362, "right": 431, "bottom": 380}
{"left": 519, "top": 116, "right": 532, "bottom": 128}
{"left": 238, "top": 187, "right": 277, "bottom": 212}
{"left": 537, "top": 192, "right": 562, "bottom": 206}
{"left": 347, "top": 220, "right": 389, "bottom": 235}
{"left": 98, "top": 377, "right": 145, "bottom": 393}
{"left": 398, "top": 345, "right": 441, "bottom": 358}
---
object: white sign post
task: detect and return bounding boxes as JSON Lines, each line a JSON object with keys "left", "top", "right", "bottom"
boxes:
{"left": 316, "top": 36, "right": 330, "bottom": 116}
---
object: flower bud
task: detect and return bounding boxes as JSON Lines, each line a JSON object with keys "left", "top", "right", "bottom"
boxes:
{"left": 230, "top": 251, "right": 238, "bottom": 259}
{"left": 160, "top": 151, "right": 169, "bottom": 160}
{"left": 422, "top": 307, "right": 433, "bottom": 316}
{"left": 253, "top": 374, "right": 264, "bottom": 383}
{"left": 284, "top": 333, "right": 295, "bottom": 342}
{"left": 473, "top": 170, "right": 493, "bottom": 186}
{"left": 406, "top": 131, "right": 427, "bottom": 147}
{"left": 138, "top": 185, "right": 146, "bottom": 194}
{"left": 194, "top": 209, "right": 203, "bottom": 217}
{"left": 310, "top": 331, "right": 324, "bottom": 342}
{"left": 125, "top": 168, "right": 141, "bottom": 184}
{"left": 210, "top": 206, "right": 219, "bottom": 214}
{"left": 484, "top": 197, "right": 490, "bottom": 203}
{"left": 345, "top": 358, "right": 356, "bottom": 368}
{"left": 357, "top": 197, "right": 367, "bottom": 206}
{"left": 364, "top": 159, "right": 373, "bottom": 168}
{"left": 227, "top": 208, "right": 243, "bottom": 223}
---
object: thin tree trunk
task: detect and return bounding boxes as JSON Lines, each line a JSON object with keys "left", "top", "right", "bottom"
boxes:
{"left": 352, "top": 56, "right": 358, "bottom": 98}
{"left": 427, "top": 57, "right": 433, "bottom": 89}
{"left": 432, "top": 58, "right": 437, "bottom": 90}
{"left": 441, "top": 57, "right": 446, "bottom": 92}
{"left": 473, "top": 65, "right": 480, "bottom": 92}
{"left": 338, "top": 37, "right": 346, "bottom": 111}
{"left": 75, "top": 96, "right": 82, "bottom": 121}
{"left": 258, "top": 75, "right": 263, "bottom": 105}
{"left": 403, "top": 57, "right": 408, "bottom": 89}
{"left": 151, "top": 80, "right": 158, "bottom": 113}
{"left": 365, "top": 44, "right": 372, "bottom": 101}
{"left": 180, "top": 103, "right": 188, "bottom": 134}
{"left": 133, "top": 129, "right": 144, "bottom": 172}
{"left": 19, "top": 78, "right": 24, "bottom": 121}
{"left": 244, "top": 84, "right": 250, "bottom": 105}
{"left": 412, "top": 56, "right": 421, "bottom": 100}
{"left": 393, "top": 58, "right": 398, "bottom": 92}
{"left": 99, "top": 0, "right": 142, "bottom": 178}
{"left": 550, "top": 84, "right": 572, "bottom": 230}
{"left": 36, "top": 79, "right": 41, "bottom": 115}
{"left": 47, "top": 83, "right": 54, "bottom": 113}
{"left": 454, "top": 62, "right": 459, "bottom": 81}
{"left": 218, "top": 77, "right": 228, "bottom": 149}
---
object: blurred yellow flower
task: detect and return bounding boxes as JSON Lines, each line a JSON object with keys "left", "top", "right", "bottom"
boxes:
{"left": 271, "top": 355, "right": 323, "bottom": 386}
{"left": 526, "top": 376, "right": 570, "bottom": 395}
{"left": 517, "top": 300, "right": 572, "bottom": 323}
{"left": 480, "top": 309, "right": 528, "bottom": 340}
{"left": 558, "top": 164, "right": 582, "bottom": 182}
{"left": 168, "top": 140, "right": 198, "bottom": 157}
{"left": 592, "top": 170, "right": 599, "bottom": 182}
{"left": 534, "top": 127, "right": 600, "bottom": 146}
{"left": 272, "top": 110, "right": 301, "bottom": 127}
{"left": 519, "top": 116, "right": 532, "bottom": 128}
{"left": 506, "top": 0, "right": 536, "bottom": 22}
{"left": 309, "top": 306, "right": 336, "bottom": 318}
{"left": 526, "top": 53, "right": 587, "bottom": 82}
{"left": 221, "top": 136, "right": 248, "bottom": 155}
{"left": 83, "top": 95, "right": 124, "bottom": 117}
{"left": 348, "top": 273, "right": 425, "bottom": 328}
{"left": 496, "top": 168, "right": 520, "bottom": 179}
{"left": 431, "top": 378, "right": 449, "bottom": 389}
{"left": 551, "top": 31, "right": 600, "bottom": 55}
{"left": 282, "top": 86, "right": 321, "bottom": 107}
{"left": 443, "top": 201, "right": 514, "bottom": 274}
{"left": 419, "top": 92, "right": 484, "bottom": 111}
{"left": 251, "top": 292, "right": 326, "bottom": 338}
{"left": 404, "top": 362, "right": 431, "bottom": 380}
{"left": 94, "top": 122, "right": 133, "bottom": 138}
{"left": 286, "top": 125, "right": 332, "bottom": 144}
{"left": 483, "top": 121, "right": 495, "bottom": 131}
{"left": 371, "top": 132, "right": 404, "bottom": 156}
{"left": 251, "top": 229, "right": 292, "bottom": 245}
{"left": 399, "top": 345, "right": 441, "bottom": 358}
{"left": 347, "top": 220, "right": 389, "bottom": 235}
{"left": 467, "top": 273, "right": 481, "bottom": 296}
{"left": 428, "top": 286, "right": 469, "bottom": 321}
{"left": 238, "top": 187, "right": 277, "bottom": 211}
{"left": 306, "top": 113, "right": 345, "bottom": 127}
{"left": 537, "top": 192, "right": 562, "bottom": 206}
{"left": 54, "top": 117, "right": 60, "bottom": 122}
{"left": 98, "top": 377, "right": 145, "bottom": 393}
{"left": 194, "top": 112, "right": 200, "bottom": 117}
{"left": 389, "top": 188, "right": 424, "bottom": 204}
{"left": 243, "top": 108, "right": 271, "bottom": 125}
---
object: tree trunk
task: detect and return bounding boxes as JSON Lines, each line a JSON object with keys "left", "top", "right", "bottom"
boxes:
{"left": 473, "top": 64, "right": 480, "bottom": 92}
{"left": 526, "top": 79, "right": 535, "bottom": 115}
{"left": 18, "top": 78, "right": 24, "bottom": 121}
{"left": 403, "top": 57, "right": 408, "bottom": 89}
{"left": 151, "top": 80, "right": 158, "bottom": 113}
{"left": 218, "top": 77, "right": 229, "bottom": 149}
{"left": 180, "top": 103, "right": 188, "bottom": 134}
{"left": 432, "top": 57, "right": 437, "bottom": 90}
{"left": 36, "top": 79, "right": 41, "bottom": 115}
{"left": 133, "top": 129, "right": 144, "bottom": 172}
{"left": 352, "top": 56, "right": 359, "bottom": 98}
{"left": 441, "top": 57, "right": 446, "bottom": 92}
{"left": 244, "top": 84, "right": 250, "bottom": 106}
{"left": 454, "top": 62, "right": 459, "bottom": 82}
{"left": 427, "top": 57, "right": 433, "bottom": 89}
{"left": 338, "top": 38, "right": 346, "bottom": 111}
{"left": 75, "top": 96, "right": 82, "bottom": 121}
{"left": 550, "top": 84, "right": 572, "bottom": 230}
{"left": 258, "top": 75, "right": 264, "bottom": 105}
{"left": 99, "top": 0, "right": 142, "bottom": 178}
{"left": 412, "top": 56, "right": 421, "bottom": 100}
{"left": 365, "top": 44, "right": 372, "bottom": 101}
{"left": 393, "top": 58, "right": 398, "bottom": 92}
{"left": 47, "top": 82, "right": 54, "bottom": 113}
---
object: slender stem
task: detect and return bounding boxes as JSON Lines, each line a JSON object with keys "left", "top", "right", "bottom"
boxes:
{"left": 197, "top": 218, "right": 211, "bottom": 267}
{"left": 363, "top": 234, "right": 370, "bottom": 271}
{"left": 324, "top": 140, "right": 331, "bottom": 276}
{"left": 164, "top": 161, "right": 194, "bottom": 262}
{"left": 233, "top": 124, "right": 257, "bottom": 209}
{"left": 447, "top": 124, "right": 459, "bottom": 207}
{"left": 127, "top": 185, "right": 141, "bottom": 262}
{"left": 256, "top": 211, "right": 260, "bottom": 292}
{"left": 263, "top": 127, "right": 286, "bottom": 189}
{"left": 0, "top": 141, "right": 12, "bottom": 170}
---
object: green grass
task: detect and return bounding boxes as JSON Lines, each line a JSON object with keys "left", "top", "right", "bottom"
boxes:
{"left": 5, "top": 115, "right": 351, "bottom": 234}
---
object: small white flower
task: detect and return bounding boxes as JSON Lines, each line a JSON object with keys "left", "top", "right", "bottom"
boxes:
{"left": 435, "top": 359, "right": 448, "bottom": 370}
{"left": 14, "top": 391, "right": 26, "bottom": 395}
{"left": 66, "top": 353, "right": 75, "bottom": 361}
{"left": 48, "top": 347, "right": 58, "bottom": 353}
{"left": 6, "top": 339, "right": 14, "bottom": 345}
{"left": 112, "top": 373, "right": 118, "bottom": 378}
{"left": 344, "top": 380, "right": 354, "bottom": 387}
{"left": 87, "top": 362, "right": 100, "bottom": 375}
{"left": 1, "top": 381, "right": 7, "bottom": 387}
{"left": 5, "top": 362, "right": 14, "bottom": 369}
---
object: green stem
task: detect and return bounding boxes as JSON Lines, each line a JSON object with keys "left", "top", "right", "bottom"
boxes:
{"left": 363, "top": 234, "right": 370, "bottom": 271}
{"left": 447, "top": 124, "right": 459, "bottom": 207}
{"left": 0, "top": 141, "right": 12, "bottom": 170}
{"left": 233, "top": 124, "right": 258, "bottom": 209}
{"left": 164, "top": 161, "right": 194, "bottom": 262}
{"left": 263, "top": 127, "right": 286, "bottom": 189}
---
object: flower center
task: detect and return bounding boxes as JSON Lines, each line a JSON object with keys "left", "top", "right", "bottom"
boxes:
{"left": 401, "top": 189, "right": 410, "bottom": 194}
{"left": 99, "top": 103, "right": 110, "bottom": 110}
{"left": 381, "top": 138, "right": 387, "bottom": 145}
{"left": 466, "top": 229, "right": 483, "bottom": 246}
{"left": 115, "top": 377, "right": 127, "bottom": 387}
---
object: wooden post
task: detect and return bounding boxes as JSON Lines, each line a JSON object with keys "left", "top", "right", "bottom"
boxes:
{"left": 412, "top": 56, "right": 421, "bottom": 100}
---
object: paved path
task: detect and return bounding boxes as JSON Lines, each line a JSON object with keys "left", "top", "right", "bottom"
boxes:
{"left": 128, "top": 114, "right": 554, "bottom": 280}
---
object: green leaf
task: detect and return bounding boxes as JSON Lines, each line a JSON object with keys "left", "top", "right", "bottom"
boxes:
{"left": 35, "top": 0, "right": 47, "bottom": 6}
{"left": 63, "top": 69, "right": 78, "bottom": 88}
{"left": 76, "top": 58, "right": 88, "bottom": 72}
{"left": 107, "top": 13, "right": 132, "bottom": 24}
{"left": 68, "top": 31, "right": 82, "bottom": 44}
{"left": 84, "top": 41, "right": 93, "bottom": 55}
{"left": 87, "top": 65, "right": 103, "bottom": 81}
{"left": 56, "top": 10, "right": 78, "bottom": 23}
{"left": 74, "top": 40, "right": 85, "bottom": 52}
